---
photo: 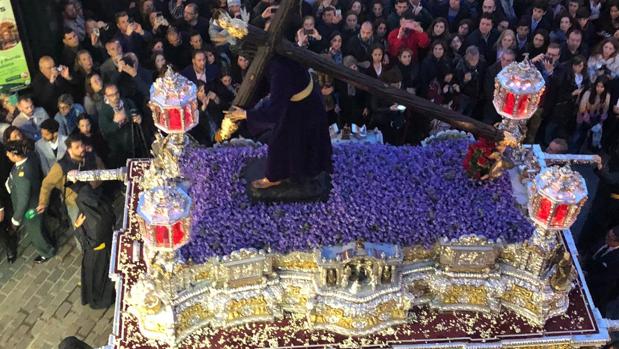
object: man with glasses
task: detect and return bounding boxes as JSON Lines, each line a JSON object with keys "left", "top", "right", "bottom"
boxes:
{"left": 98, "top": 84, "right": 145, "bottom": 168}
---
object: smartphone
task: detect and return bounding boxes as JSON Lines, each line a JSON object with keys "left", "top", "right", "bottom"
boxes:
{"left": 128, "top": 18, "right": 135, "bottom": 24}
{"left": 396, "top": 105, "right": 406, "bottom": 111}
{"left": 271, "top": 7, "right": 278, "bottom": 13}
{"left": 336, "top": 9, "right": 341, "bottom": 16}
{"left": 304, "top": 28, "right": 312, "bottom": 35}
{"left": 93, "top": 27, "right": 100, "bottom": 36}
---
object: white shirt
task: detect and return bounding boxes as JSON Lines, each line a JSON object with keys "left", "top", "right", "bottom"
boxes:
{"left": 575, "top": 73, "right": 583, "bottom": 89}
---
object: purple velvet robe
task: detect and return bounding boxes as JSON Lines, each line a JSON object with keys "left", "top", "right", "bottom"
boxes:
{"left": 247, "top": 55, "right": 333, "bottom": 182}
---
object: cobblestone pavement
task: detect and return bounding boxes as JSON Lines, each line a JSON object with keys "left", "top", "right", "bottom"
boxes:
{"left": 0, "top": 232, "right": 114, "bottom": 349}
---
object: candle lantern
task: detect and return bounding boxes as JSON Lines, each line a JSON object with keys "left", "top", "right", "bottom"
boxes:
{"left": 528, "top": 166, "right": 587, "bottom": 230}
{"left": 137, "top": 184, "right": 192, "bottom": 251}
{"left": 493, "top": 61, "right": 545, "bottom": 120}
{"left": 149, "top": 67, "right": 199, "bottom": 134}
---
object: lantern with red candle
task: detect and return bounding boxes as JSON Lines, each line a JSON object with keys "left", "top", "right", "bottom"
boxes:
{"left": 149, "top": 67, "right": 199, "bottom": 134}
{"left": 493, "top": 61, "right": 545, "bottom": 121}
{"left": 528, "top": 166, "right": 587, "bottom": 231}
{"left": 137, "top": 184, "right": 192, "bottom": 252}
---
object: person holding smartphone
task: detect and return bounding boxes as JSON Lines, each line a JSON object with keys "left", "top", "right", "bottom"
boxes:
{"left": 387, "top": 15, "right": 430, "bottom": 61}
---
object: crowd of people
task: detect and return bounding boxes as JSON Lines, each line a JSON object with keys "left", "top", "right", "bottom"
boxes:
{"left": 0, "top": 0, "right": 619, "bottom": 338}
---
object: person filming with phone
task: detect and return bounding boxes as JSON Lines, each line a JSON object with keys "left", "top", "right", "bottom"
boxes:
{"left": 387, "top": 15, "right": 430, "bottom": 60}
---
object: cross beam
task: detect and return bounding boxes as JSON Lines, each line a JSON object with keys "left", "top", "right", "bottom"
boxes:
{"left": 232, "top": 1, "right": 503, "bottom": 142}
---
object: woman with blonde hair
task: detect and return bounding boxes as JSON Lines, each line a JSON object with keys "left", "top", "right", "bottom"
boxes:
{"left": 492, "top": 29, "right": 516, "bottom": 65}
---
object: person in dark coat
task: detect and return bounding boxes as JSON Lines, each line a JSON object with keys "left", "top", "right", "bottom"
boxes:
{"left": 225, "top": 55, "right": 333, "bottom": 189}
{"left": 584, "top": 225, "right": 619, "bottom": 316}
{"left": 72, "top": 183, "right": 115, "bottom": 309}
{"left": 32, "top": 56, "right": 77, "bottom": 116}
{"left": 579, "top": 142, "right": 619, "bottom": 254}
{"left": 0, "top": 142, "right": 16, "bottom": 263}
{"left": 464, "top": 14, "right": 499, "bottom": 64}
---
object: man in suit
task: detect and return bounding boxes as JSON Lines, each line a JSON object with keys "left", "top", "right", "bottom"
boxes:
{"left": 482, "top": 48, "right": 516, "bottom": 124}
{"left": 464, "top": 14, "right": 499, "bottom": 64}
{"left": 5, "top": 140, "right": 56, "bottom": 263}
{"left": 12, "top": 96, "right": 49, "bottom": 142}
{"left": 35, "top": 119, "right": 68, "bottom": 176}
{"left": 181, "top": 50, "right": 208, "bottom": 85}
{"left": 584, "top": 226, "right": 619, "bottom": 316}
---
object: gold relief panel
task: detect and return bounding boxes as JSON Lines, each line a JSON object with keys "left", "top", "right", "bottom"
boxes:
{"left": 402, "top": 245, "right": 435, "bottom": 262}
{"left": 225, "top": 296, "right": 269, "bottom": 321}
{"left": 501, "top": 285, "right": 541, "bottom": 315}
{"left": 275, "top": 251, "right": 318, "bottom": 271}
{"left": 311, "top": 300, "right": 407, "bottom": 332}
{"left": 176, "top": 303, "right": 213, "bottom": 334}
{"left": 441, "top": 285, "right": 489, "bottom": 306}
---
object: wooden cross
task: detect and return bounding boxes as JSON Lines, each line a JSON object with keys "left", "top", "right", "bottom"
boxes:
{"left": 229, "top": 0, "right": 503, "bottom": 142}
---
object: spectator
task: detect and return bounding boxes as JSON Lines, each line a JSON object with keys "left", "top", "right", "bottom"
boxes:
{"left": 418, "top": 40, "right": 451, "bottom": 98}
{"left": 387, "top": 0, "right": 410, "bottom": 31}
{"left": 369, "top": 68, "right": 405, "bottom": 144}
{"left": 325, "top": 31, "right": 343, "bottom": 64}
{"left": 574, "top": 7, "right": 596, "bottom": 44}
{"left": 316, "top": 6, "right": 340, "bottom": 42}
{"left": 55, "top": 94, "right": 86, "bottom": 137}
{"left": 584, "top": 225, "right": 619, "bottom": 316}
{"left": 31, "top": 56, "right": 76, "bottom": 116}
{"left": 182, "top": 49, "right": 209, "bottom": 85}
{"left": 73, "top": 114, "right": 109, "bottom": 165}
{"left": 428, "top": 17, "right": 449, "bottom": 42}
{"left": 373, "top": 19, "right": 389, "bottom": 48}
{"left": 550, "top": 14, "right": 573, "bottom": 44}
{"left": 457, "top": 18, "right": 473, "bottom": 38}
{"left": 60, "top": 28, "right": 82, "bottom": 68}
{"left": 35, "top": 119, "right": 67, "bottom": 175}
{"left": 464, "top": 13, "right": 499, "bottom": 63}
{"left": 37, "top": 134, "right": 105, "bottom": 231}
{"left": 368, "top": 1, "right": 386, "bottom": 23}
{"left": 455, "top": 45, "right": 486, "bottom": 116}
{"left": 63, "top": 0, "right": 86, "bottom": 41}
{"left": 523, "top": 0, "right": 552, "bottom": 33}
{"left": 0, "top": 94, "right": 19, "bottom": 126}
{"left": 83, "top": 73, "right": 105, "bottom": 119}
{"left": 407, "top": 0, "right": 434, "bottom": 29}
{"left": 117, "top": 53, "right": 153, "bottom": 108}
{"left": 491, "top": 28, "right": 516, "bottom": 65}
{"left": 204, "top": 47, "right": 222, "bottom": 83}
{"left": 98, "top": 84, "right": 146, "bottom": 168}
{"left": 13, "top": 96, "right": 49, "bottom": 142}
{"left": 523, "top": 28, "right": 549, "bottom": 60}
{"left": 365, "top": 43, "right": 388, "bottom": 79}
{"left": 597, "top": 0, "right": 619, "bottom": 40}
{"left": 387, "top": 15, "right": 430, "bottom": 61}
{"left": 188, "top": 30, "right": 205, "bottom": 51}
{"left": 344, "top": 21, "right": 374, "bottom": 66}
{"left": 482, "top": 0, "right": 507, "bottom": 26}
{"left": 151, "top": 52, "right": 168, "bottom": 78}
{"left": 73, "top": 50, "right": 99, "bottom": 100}
{"left": 148, "top": 11, "right": 170, "bottom": 37}
{"left": 337, "top": 56, "right": 369, "bottom": 127}
{"left": 572, "top": 75, "right": 610, "bottom": 152}
{"left": 341, "top": 12, "right": 359, "bottom": 45}
{"left": 448, "top": 34, "right": 465, "bottom": 64}
{"left": 434, "top": 0, "right": 471, "bottom": 32}
{"left": 113, "top": 11, "right": 150, "bottom": 60}
{"left": 231, "top": 53, "right": 251, "bottom": 87}
{"left": 587, "top": 38, "right": 619, "bottom": 82}
{"left": 100, "top": 39, "right": 124, "bottom": 85}
{"left": 482, "top": 48, "right": 516, "bottom": 124}
{"left": 179, "top": 3, "right": 209, "bottom": 35}
{"left": 164, "top": 25, "right": 191, "bottom": 69}
{"left": 541, "top": 55, "right": 588, "bottom": 145}
{"left": 396, "top": 48, "right": 419, "bottom": 94}
{"left": 566, "top": 0, "right": 582, "bottom": 18}
{"left": 296, "top": 16, "right": 324, "bottom": 53}
{"left": 545, "top": 137, "right": 569, "bottom": 153}
{"left": 559, "top": 28, "right": 588, "bottom": 63}
{"left": 348, "top": 0, "right": 366, "bottom": 23}
{"left": 514, "top": 18, "right": 530, "bottom": 54}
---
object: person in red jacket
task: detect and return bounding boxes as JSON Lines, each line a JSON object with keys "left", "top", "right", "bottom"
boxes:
{"left": 387, "top": 15, "right": 430, "bottom": 60}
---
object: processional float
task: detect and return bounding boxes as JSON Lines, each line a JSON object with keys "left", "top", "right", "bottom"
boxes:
{"left": 69, "top": 27, "right": 613, "bottom": 349}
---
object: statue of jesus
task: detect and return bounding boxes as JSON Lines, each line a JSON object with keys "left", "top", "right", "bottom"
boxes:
{"left": 224, "top": 55, "right": 333, "bottom": 189}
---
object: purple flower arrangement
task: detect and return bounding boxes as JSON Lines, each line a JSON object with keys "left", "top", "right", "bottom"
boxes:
{"left": 179, "top": 139, "right": 534, "bottom": 263}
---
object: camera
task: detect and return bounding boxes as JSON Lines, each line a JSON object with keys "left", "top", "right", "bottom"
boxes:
{"left": 303, "top": 28, "right": 313, "bottom": 35}
{"left": 55, "top": 66, "right": 63, "bottom": 72}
